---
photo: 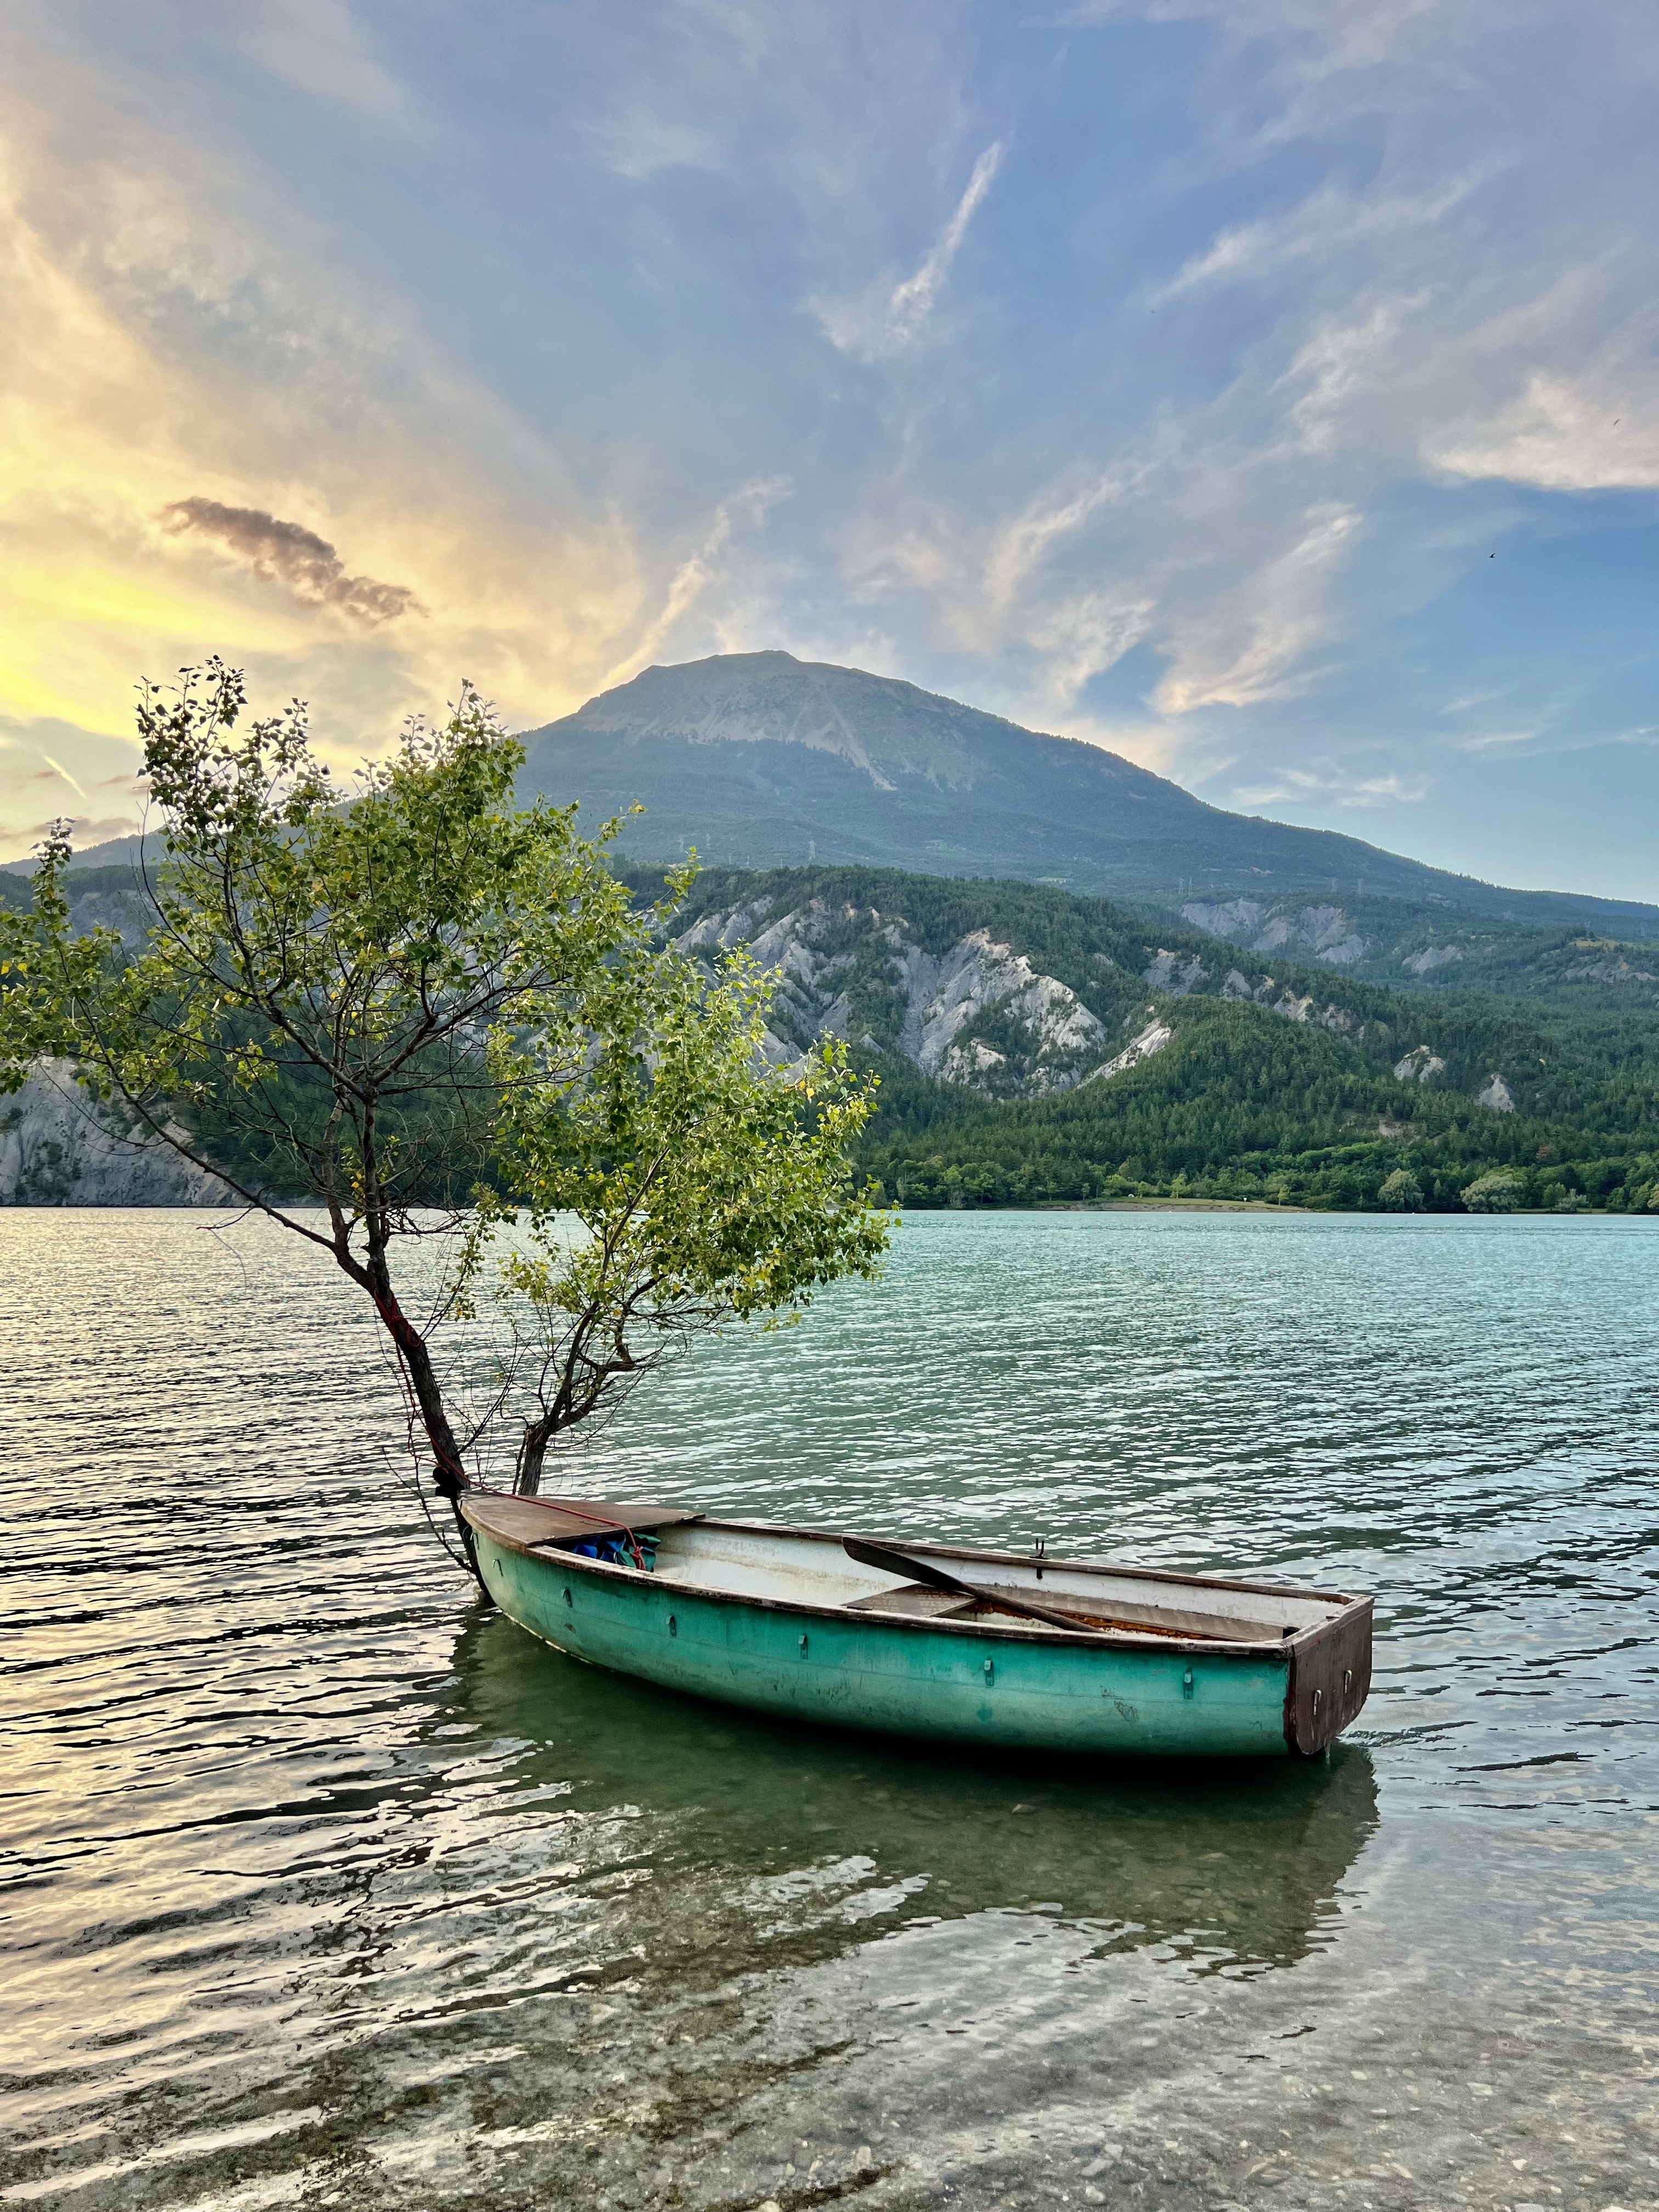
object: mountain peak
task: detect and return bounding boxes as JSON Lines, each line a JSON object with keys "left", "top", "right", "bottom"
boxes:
{"left": 522, "top": 653, "right": 1659, "bottom": 937}
{"left": 553, "top": 648, "right": 1101, "bottom": 794}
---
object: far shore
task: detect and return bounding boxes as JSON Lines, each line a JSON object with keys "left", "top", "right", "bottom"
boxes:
{"left": 1056, "top": 1197, "right": 1308, "bottom": 1211}
{"left": 903, "top": 1197, "right": 1631, "bottom": 1216}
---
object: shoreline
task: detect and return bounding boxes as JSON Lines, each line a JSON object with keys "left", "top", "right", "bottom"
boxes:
{"left": 891, "top": 1197, "right": 1635, "bottom": 1217}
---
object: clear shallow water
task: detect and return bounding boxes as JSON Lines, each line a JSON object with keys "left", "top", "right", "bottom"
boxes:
{"left": 2, "top": 1207, "right": 1657, "bottom": 2211}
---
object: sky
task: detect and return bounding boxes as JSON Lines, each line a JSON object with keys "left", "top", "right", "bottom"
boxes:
{"left": 1, "top": 1, "right": 1655, "bottom": 898}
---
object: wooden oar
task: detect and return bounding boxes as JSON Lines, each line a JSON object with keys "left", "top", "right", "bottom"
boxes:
{"left": 843, "top": 1536, "right": 1097, "bottom": 1635}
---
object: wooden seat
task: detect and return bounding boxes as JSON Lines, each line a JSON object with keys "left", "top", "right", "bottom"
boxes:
{"left": 844, "top": 1573, "right": 1291, "bottom": 1644}
{"left": 844, "top": 1582, "right": 974, "bottom": 1620}
{"left": 462, "top": 1492, "right": 703, "bottom": 1552}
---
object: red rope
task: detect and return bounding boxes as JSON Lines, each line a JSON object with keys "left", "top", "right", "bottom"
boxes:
{"left": 366, "top": 1286, "right": 469, "bottom": 1494}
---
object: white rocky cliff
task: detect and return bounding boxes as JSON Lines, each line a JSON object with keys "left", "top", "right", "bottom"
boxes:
{"left": 0, "top": 1062, "right": 232, "bottom": 1206}
{"left": 678, "top": 898, "right": 1128, "bottom": 1098}
{"left": 1181, "top": 899, "right": 1369, "bottom": 968}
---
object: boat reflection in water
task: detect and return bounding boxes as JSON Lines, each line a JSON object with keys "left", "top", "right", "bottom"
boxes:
{"left": 445, "top": 1604, "right": 1380, "bottom": 1986}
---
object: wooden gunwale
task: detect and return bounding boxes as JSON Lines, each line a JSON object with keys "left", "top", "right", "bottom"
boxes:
{"left": 462, "top": 1493, "right": 1360, "bottom": 1658}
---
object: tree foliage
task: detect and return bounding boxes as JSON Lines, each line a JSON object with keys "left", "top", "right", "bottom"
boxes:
{"left": 461, "top": 949, "right": 888, "bottom": 1493}
{"left": 0, "top": 665, "right": 888, "bottom": 1561}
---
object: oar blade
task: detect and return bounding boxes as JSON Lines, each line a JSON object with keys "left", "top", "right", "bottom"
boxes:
{"left": 843, "top": 1535, "right": 965, "bottom": 1595}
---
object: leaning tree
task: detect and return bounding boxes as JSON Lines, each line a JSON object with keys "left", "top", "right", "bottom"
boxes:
{"left": 0, "top": 662, "right": 888, "bottom": 1572}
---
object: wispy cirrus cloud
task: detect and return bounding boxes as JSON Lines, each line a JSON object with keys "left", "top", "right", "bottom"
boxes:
{"left": 1153, "top": 506, "right": 1364, "bottom": 714}
{"left": 811, "top": 142, "right": 1005, "bottom": 361}
{"left": 1153, "top": 173, "right": 1491, "bottom": 302}
{"left": 233, "top": 0, "right": 415, "bottom": 121}
{"left": 1229, "top": 763, "right": 1435, "bottom": 810}
{"left": 1455, "top": 728, "right": 1541, "bottom": 753}
{"left": 599, "top": 477, "right": 792, "bottom": 690}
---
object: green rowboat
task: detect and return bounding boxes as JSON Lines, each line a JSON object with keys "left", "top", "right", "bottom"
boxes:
{"left": 462, "top": 1490, "right": 1372, "bottom": 1759}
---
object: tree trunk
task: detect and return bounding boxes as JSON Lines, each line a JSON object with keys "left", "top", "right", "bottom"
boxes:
{"left": 354, "top": 1235, "right": 483, "bottom": 1585}
{"left": 516, "top": 1413, "right": 560, "bottom": 1498}
{"left": 396, "top": 1310, "right": 486, "bottom": 1585}
{"left": 349, "top": 1105, "right": 485, "bottom": 1587}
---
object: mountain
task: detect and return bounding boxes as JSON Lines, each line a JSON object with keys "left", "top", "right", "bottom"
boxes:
{"left": 522, "top": 652, "right": 1659, "bottom": 940}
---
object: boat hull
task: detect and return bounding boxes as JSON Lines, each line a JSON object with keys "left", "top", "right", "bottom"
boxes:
{"left": 472, "top": 1527, "right": 1317, "bottom": 1759}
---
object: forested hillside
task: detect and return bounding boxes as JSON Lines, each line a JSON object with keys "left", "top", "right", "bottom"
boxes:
{"left": 661, "top": 866, "right": 1659, "bottom": 1215}
{"left": 8, "top": 859, "right": 1659, "bottom": 1214}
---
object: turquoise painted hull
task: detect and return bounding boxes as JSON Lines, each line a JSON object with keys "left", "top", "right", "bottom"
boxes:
{"left": 473, "top": 1529, "right": 1305, "bottom": 1759}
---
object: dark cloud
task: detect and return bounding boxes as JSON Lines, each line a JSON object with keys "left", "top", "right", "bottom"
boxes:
{"left": 160, "top": 499, "right": 424, "bottom": 625}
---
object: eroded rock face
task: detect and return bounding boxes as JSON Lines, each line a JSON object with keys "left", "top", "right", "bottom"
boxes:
{"left": 678, "top": 899, "right": 1115, "bottom": 1098}
{"left": 1476, "top": 1073, "right": 1515, "bottom": 1113}
{"left": 1565, "top": 952, "right": 1657, "bottom": 983}
{"left": 1142, "top": 950, "right": 1205, "bottom": 996}
{"left": 1083, "top": 1018, "right": 1172, "bottom": 1085}
{"left": 906, "top": 930, "right": 1107, "bottom": 1086}
{"left": 1403, "top": 945, "right": 1462, "bottom": 976}
{"left": 0, "top": 1062, "right": 233, "bottom": 1206}
{"left": 1182, "top": 899, "right": 1368, "bottom": 968}
{"left": 1393, "top": 1046, "right": 1447, "bottom": 1085}
{"left": 1217, "top": 968, "right": 1363, "bottom": 1037}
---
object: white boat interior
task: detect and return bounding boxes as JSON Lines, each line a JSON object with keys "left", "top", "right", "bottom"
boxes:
{"left": 453, "top": 1492, "right": 1355, "bottom": 1647}
{"left": 649, "top": 1521, "right": 1348, "bottom": 1644}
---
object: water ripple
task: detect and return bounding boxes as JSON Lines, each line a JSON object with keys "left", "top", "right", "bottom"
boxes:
{"left": 3, "top": 1208, "right": 1657, "bottom": 2209}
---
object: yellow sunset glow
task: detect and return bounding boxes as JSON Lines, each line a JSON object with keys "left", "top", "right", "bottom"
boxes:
{"left": 0, "top": 120, "right": 659, "bottom": 850}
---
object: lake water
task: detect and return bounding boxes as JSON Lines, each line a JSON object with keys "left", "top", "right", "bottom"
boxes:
{"left": 3, "top": 1208, "right": 1658, "bottom": 2212}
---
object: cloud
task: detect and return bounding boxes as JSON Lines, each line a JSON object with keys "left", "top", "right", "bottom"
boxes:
{"left": 1456, "top": 727, "right": 1540, "bottom": 753}
{"left": 1277, "top": 295, "right": 1425, "bottom": 454}
{"left": 591, "top": 110, "right": 726, "bottom": 179}
{"left": 1154, "top": 505, "right": 1363, "bottom": 713}
{"left": 0, "top": 107, "right": 656, "bottom": 757}
{"left": 982, "top": 467, "right": 1142, "bottom": 614}
{"left": 1426, "top": 369, "right": 1659, "bottom": 492}
{"left": 1024, "top": 592, "right": 1155, "bottom": 712}
{"left": 1228, "top": 763, "right": 1435, "bottom": 810}
{"left": 1155, "top": 174, "right": 1489, "bottom": 302}
{"left": 811, "top": 142, "right": 1005, "bottom": 361}
{"left": 234, "top": 0, "right": 414, "bottom": 121}
{"left": 159, "top": 499, "right": 425, "bottom": 625}
{"left": 599, "top": 478, "right": 792, "bottom": 689}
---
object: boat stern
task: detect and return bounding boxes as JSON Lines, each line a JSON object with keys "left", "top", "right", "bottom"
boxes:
{"left": 1285, "top": 1595, "right": 1373, "bottom": 1755}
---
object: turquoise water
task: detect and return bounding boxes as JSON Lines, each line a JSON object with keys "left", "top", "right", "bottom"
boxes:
{"left": 3, "top": 1208, "right": 1657, "bottom": 2209}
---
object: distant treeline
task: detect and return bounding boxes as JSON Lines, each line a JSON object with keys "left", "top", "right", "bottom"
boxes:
{"left": 856, "top": 1003, "right": 1659, "bottom": 1213}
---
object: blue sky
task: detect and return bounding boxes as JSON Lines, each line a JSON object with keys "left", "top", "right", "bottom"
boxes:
{"left": 1, "top": 0, "right": 1655, "bottom": 896}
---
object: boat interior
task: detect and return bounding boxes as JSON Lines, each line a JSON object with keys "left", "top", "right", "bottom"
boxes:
{"left": 466, "top": 1492, "right": 1355, "bottom": 1649}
